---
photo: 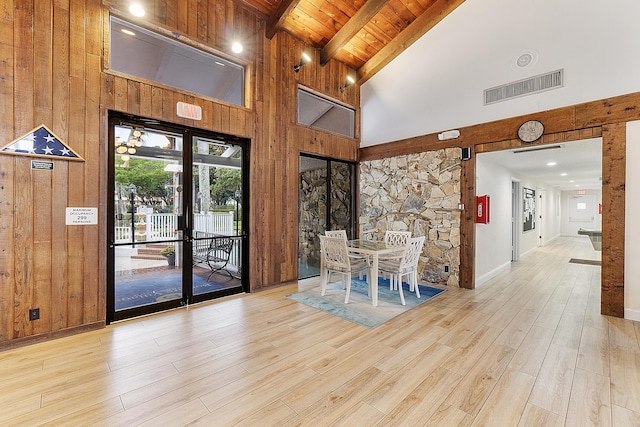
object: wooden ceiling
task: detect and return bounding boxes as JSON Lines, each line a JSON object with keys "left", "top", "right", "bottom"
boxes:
{"left": 239, "top": 0, "right": 466, "bottom": 84}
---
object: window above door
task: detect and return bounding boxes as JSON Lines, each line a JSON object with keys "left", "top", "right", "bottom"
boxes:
{"left": 109, "top": 16, "right": 245, "bottom": 107}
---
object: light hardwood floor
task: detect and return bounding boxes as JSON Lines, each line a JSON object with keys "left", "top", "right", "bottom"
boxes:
{"left": 2, "top": 237, "right": 640, "bottom": 426}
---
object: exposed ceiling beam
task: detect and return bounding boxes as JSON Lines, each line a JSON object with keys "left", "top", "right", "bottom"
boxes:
{"left": 320, "top": 0, "right": 389, "bottom": 66}
{"left": 265, "top": 0, "right": 302, "bottom": 40}
{"left": 357, "top": 0, "right": 466, "bottom": 84}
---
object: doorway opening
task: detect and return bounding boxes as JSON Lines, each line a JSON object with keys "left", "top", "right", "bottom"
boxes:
{"left": 475, "top": 138, "right": 602, "bottom": 286}
{"left": 298, "top": 154, "right": 357, "bottom": 279}
{"left": 107, "top": 113, "right": 249, "bottom": 323}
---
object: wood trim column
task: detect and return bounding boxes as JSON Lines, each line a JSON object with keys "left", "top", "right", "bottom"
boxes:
{"left": 459, "top": 147, "right": 476, "bottom": 289}
{"left": 601, "top": 123, "right": 625, "bottom": 317}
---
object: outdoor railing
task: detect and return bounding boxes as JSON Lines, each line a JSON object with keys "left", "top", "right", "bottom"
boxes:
{"left": 193, "top": 212, "right": 235, "bottom": 234}
{"left": 115, "top": 212, "right": 235, "bottom": 243}
{"left": 115, "top": 211, "right": 241, "bottom": 274}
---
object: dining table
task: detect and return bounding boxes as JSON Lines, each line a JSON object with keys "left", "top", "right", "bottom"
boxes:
{"left": 346, "top": 239, "right": 404, "bottom": 306}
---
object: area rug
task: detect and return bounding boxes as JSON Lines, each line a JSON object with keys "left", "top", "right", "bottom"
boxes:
{"left": 115, "top": 274, "right": 228, "bottom": 310}
{"left": 569, "top": 258, "right": 602, "bottom": 266}
{"left": 286, "top": 278, "right": 445, "bottom": 328}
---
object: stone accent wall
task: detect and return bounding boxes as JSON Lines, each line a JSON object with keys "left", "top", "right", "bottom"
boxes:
{"left": 359, "top": 149, "right": 462, "bottom": 287}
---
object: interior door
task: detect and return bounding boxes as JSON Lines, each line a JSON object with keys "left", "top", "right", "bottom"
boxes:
{"left": 107, "top": 114, "right": 247, "bottom": 322}
{"left": 567, "top": 194, "right": 598, "bottom": 236}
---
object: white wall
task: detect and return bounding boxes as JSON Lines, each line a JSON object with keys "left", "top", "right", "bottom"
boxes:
{"left": 540, "top": 187, "right": 562, "bottom": 245}
{"left": 625, "top": 121, "right": 640, "bottom": 321}
{"left": 475, "top": 157, "right": 512, "bottom": 283}
{"left": 361, "top": 0, "right": 640, "bottom": 147}
{"left": 475, "top": 155, "right": 562, "bottom": 285}
{"left": 559, "top": 189, "right": 602, "bottom": 236}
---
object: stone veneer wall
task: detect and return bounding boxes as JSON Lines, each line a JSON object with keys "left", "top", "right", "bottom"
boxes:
{"left": 359, "top": 149, "right": 462, "bottom": 287}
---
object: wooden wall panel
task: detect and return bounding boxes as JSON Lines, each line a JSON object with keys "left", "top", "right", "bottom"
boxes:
{"left": 0, "top": 155, "right": 15, "bottom": 341}
{"left": 0, "top": 0, "right": 360, "bottom": 347}
{"left": 14, "top": 1, "right": 34, "bottom": 133}
{"left": 34, "top": 0, "right": 52, "bottom": 114}
{"left": 0, "top": 0, "right": 15, "bottom": 341}
{"left": 51, "top": 162, "right": 69, "bottom": 330}
{"left": 84, "top": 54, "right": 103, "bottom": 324}
{"left": 33, "top": 168, "right": 53, "bottom": 335}
{"left": 14, "top": 160, "right": 34, "bottom": 338}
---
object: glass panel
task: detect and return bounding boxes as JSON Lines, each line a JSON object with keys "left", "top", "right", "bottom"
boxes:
{"left": 191, "top": 135, "right": 243, "bottom": 295}
{"left": 329, "top": 160, "right": 354, "bottom": 239}
{"left": 298, "top": 156, "right": 327, "bottom": 279}
{"left": 113, "top": 125, "right": 184, "bottom": 311}
{"left": 297, "top": 89, "right": 355, "bottom": 138}
{"left": 110, "top": 17, "right": 245, "bottom": 107}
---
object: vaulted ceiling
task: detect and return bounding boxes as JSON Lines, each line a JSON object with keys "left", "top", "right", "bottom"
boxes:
{"left": 238, "top": 0, "right": 465, "bottom": 83}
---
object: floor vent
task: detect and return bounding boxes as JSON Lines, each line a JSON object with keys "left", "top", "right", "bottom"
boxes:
{"left": 484, "top": 69, "right": 563, "bottom": 105}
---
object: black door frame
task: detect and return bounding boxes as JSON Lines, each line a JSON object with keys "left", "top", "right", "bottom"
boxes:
{"left": 107, "top": 112, "right": 250, "bottom": 323}
{"left": 298, "top": 153, "right": 357, "bottom": 279}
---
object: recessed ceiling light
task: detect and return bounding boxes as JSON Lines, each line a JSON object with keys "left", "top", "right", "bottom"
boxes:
{"left": 560, "top": 172, "right": 567, "bottom": 176}
{"left": 129, "top": 3, "right": 145, "bottom": 17}
{"left": 569, "top": 180, "right": 575, "bottom": 183}
{"left": 121, "top": 29, "right": 136, "bottom": 36}
{"left": 231, "top": 42, "right": 243, "bottom": 54}
{"left": 546, "top": 161, "right": 557, "bottom": 166}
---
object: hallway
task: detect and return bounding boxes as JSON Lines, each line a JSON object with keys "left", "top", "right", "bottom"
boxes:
{"left": 1, "top": 237, "right": 638, "bottom": 425}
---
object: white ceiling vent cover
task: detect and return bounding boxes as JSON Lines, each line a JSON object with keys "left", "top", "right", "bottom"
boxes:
{"left": 484, "top": 69, "right": 563, "bottom": 105}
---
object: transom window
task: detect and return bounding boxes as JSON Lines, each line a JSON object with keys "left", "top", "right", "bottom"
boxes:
{"left": 297, "top": 89, "right": 356, "bottom": 138}
{"left": 109, "top": 17, "right": 245, "bottom": 107}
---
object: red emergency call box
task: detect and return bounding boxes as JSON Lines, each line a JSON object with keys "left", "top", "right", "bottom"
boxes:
{"left": 476, "top": 195, "right": 490, "bottom": 224}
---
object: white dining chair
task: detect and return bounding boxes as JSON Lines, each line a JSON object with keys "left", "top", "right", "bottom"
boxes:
{"left": 325, "top": 230, "right": 348, "bottom": 239}
{"left": 380, "top": 230, "right": 412, "bottom": 283}
{"left": 384, "top": 230, "right": 412, "bottom": 247}
{"left": 319, "top": 235, "right": 370, "bottom": 304}
{"left": 378, "top": 236, "right": 425, "bottom": 305}
{"left": 326, "top": 229, "right": 368, "bottom": 279}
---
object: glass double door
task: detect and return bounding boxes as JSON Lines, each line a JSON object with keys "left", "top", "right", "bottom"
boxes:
{"left": 108, "top": 114, "right": 247, "bottom": 322}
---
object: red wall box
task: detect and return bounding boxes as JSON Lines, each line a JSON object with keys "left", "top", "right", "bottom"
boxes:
{"left": 476, "top": 195, "right": 490, "bottom": 224}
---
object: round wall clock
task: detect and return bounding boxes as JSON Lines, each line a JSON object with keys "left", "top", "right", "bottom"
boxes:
{"left": 517, "top": 120, "right": 544, "bottom": 143}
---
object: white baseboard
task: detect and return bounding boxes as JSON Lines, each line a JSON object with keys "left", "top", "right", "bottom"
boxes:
{"left": 520, "top": 246, "right": 537, "bottom": 259}
{"left": 542, "top": 234, "right": 561, "bottom": 246}
{"left": 475, "top": 261, "right": 512, "bottom": 287}
{"left": 625, "top": 308, "right": 640, "bottom": 322}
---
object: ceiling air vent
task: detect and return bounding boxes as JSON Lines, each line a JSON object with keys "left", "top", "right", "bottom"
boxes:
{"left": 513, "top": 145, "right": 562, "bottom": 154}
{"left": 484, "top": 69, "right": 563, "bottom": 105}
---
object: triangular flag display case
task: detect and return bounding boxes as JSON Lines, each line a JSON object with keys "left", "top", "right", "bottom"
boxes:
{"left": 1, "top": 124, "right": 85, "bottom": 161}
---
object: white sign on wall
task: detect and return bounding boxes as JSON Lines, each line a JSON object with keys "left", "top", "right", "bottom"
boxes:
{"left": 66, "top": 207, "right": 98, "bottom": 225}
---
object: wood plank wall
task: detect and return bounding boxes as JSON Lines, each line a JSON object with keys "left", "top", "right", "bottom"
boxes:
{"left": 360, "top": 93, "right": 640, "bottom": 317}
{"left": 0, "top": 0, "right": 359, "bottom": 348}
